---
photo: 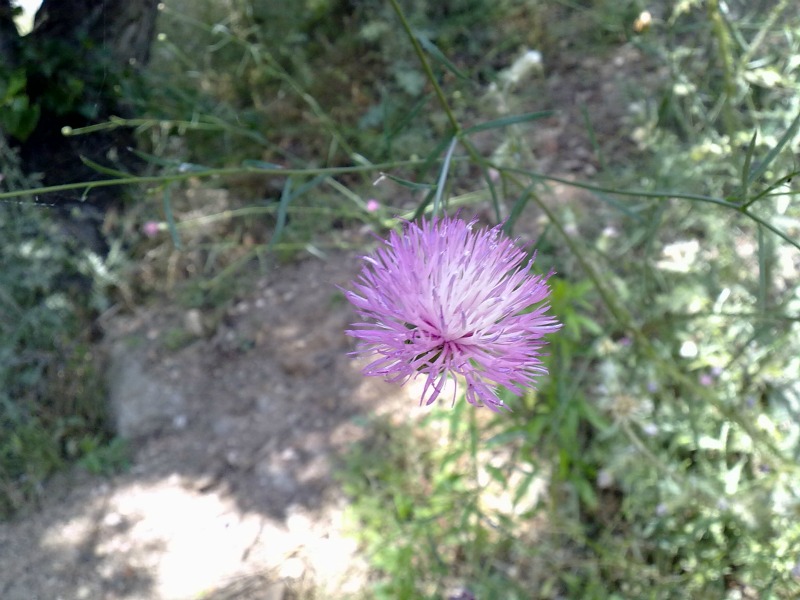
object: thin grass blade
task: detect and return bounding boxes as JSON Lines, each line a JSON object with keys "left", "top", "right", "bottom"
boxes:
{"left": 747, "top": 109, "right": 800, "bottom": 186}
{"left": 739, "top": 130, "right": 758, "bottom": 201}
{"left": 414, "top": 32, "right": 469, "bottom": 81}
{"left": 79, "top": 156, "right": 132, "bottom": 178}
{"left": 463, "top": 111, "right": 553, "bottom": 135}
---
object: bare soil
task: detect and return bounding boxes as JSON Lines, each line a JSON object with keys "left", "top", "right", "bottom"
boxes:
{"left": 1, "top": 249, "right": 422, "bottom": 599}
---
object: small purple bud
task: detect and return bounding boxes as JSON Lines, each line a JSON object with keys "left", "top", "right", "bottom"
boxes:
{"left": 142, "top": 221, "right": 161, "bottom": 238}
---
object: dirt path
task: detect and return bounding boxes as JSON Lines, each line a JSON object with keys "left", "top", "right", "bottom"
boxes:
{"left": 0, "top": 251, "right": 419, "bottom": 599}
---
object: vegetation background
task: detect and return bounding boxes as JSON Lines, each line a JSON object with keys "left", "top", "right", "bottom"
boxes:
{"left": 1, "top": 0, "right": 800, "bottom": 598}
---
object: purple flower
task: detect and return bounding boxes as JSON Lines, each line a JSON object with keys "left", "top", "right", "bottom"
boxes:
{"left": 365, "top": 199, "right": 381, "bottom": 213}
{"left": 344, "top": 216, "right": 561, "bottom": 411}
{"left": 142, "top": 220, "right": 161, "bottom": 238}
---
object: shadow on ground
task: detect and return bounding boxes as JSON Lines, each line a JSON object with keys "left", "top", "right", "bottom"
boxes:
{"left": 0, "top": 250, "right": 405, "bottom": 599}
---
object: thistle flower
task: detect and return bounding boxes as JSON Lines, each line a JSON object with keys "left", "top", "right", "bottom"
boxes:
{"left": 344, "top": 216, "right": 561, "bottom": 411}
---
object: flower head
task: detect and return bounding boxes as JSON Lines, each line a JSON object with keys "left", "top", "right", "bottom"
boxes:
{"left": 142, "top": 220, "right": 161, "bottom": 238}
{"left": 344, "top": 216, "right": 561, "bottom": 411}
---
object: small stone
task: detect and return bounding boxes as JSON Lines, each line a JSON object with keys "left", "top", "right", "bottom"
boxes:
{"left": 106, "top": 341, "right": 186, "bottom": 438}
{"left": 597, "top": 469, "right": 614, "bottom": 489}
{"left": 264, "top": 582, "right": 286, "bottom": 600}
{"left": 286, "top": 507, "right": 313, "bottom": 536}
{"left": 279, "top": 557, "right": 305, "bottom": 580}
{"left": 280, "top": 448, "right": 298, "bottom": 462}
{"left": 184, "top": 309, "right": 204, "bottom": 336}
{"left": 225, "top": 450, "right": 243, "bottom": 468}
{"left": 103, "top": 512, "right": 123, "bottom": 528}
{"left": 278, "top": 342, "right": 316, "bottom": 376}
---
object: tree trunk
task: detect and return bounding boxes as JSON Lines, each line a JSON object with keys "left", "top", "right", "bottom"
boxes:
{"left": 0, "top": 0, "right": 19, "bottom": 64}
{"left": 32, "top": 0, "right": 158, "bottom": 67}
{"left": 2, "top": 0, "right": 159, "bottom": 249}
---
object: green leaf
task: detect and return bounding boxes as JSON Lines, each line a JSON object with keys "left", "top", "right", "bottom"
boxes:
{"left": 743, "top": 169, "right": 798, "bottom": 208}
{"left": 79, "top": 156, "right": 133, "bottom": 178}
{"left": 14, "top": 103, "right": 40, "bottom": 141}
{"left": 0, "top": 97, "right": 40, "bottom": 142}
{"left": 739, "top": 129, "right": 758, "bottom": 200}
{"left": 432, "top": 137, "right": 458, "bottom": 216}
{"left": 128, "top": 147, "right": 186, "bottom": 169}
{"left": 503, "top": 182, "right": 537, "bottom": 236}
{"left": 747, "top": 109, "right": 800, "bottom": 186}
{"left": 572, "top": 475, "right": 598, "bottom": 510}
{"left": 580, "top": 399, "right": 610, "bottom": 432}
{"left": 268, "top": 175, "right": 326, "bottom": 250}
{"left": 757, "top": 224, "right": 768, "bottom": 312}
{"left": 379, "top": 172, "right": 434, "bottom": 190}
{"left": 462, "top": 111, "right": 553, "bottom": 135}
{"left": 513, "top": 470, "right": 542, "bottom": 508}
{"left": 241, "top": 159, "right": 285, "bottom": 171}
{"left": 269, "top": 177, "right": 293, "bottom": 251}
{"left": 413, "top": 32, "right": 469, "bottom": 80}
{"left": 485, "top": 427, "right": 528, "bottom": 446}
{"left": 580, "top": 103, "right": 606, "bottom": 172}
{"left": 410, "top": 135, "right": 456, "bottom": 220}
{"left": 589, "top": 190, "right": 645, "bottom": 221}
{"left": 0, "top": 70, "right": 27, "bottom": 103}
{"left": 484, "top": 464, "right": 506, "bottom": 485}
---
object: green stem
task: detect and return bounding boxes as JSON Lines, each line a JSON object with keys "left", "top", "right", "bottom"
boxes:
{"left": 518, "top": 174, "right": 628, "bottom": 328}
{"left": 268, "top": 0, "right": 494, "bottom": 220}
{"left": 386, "top": 0, "right": 460, "bottom": 134}
{"left": 162, "top": 3, "right": 361, "bottom": 165}
{"left": 433, "top": 137, "right": 458, "bottom": 216}
{"left": 515, "top": 172, "right": 793, "bottom": 471}
{"left": 0, "top": 159, "right": 429, "bottom": 201}
{"left": 501, "top": 164, "right": 799, "bottom": 251}
{"left": 707, "top": 0, "right": 737, "bottom": 137}
{"left": 740, "top": 0, "right": 792, "bottom": 66}
{"left": 175, "top": 204, "right": 369, "bottom": 229}
{"left": 501, "top": 165, "right": 739, "bottom": 209}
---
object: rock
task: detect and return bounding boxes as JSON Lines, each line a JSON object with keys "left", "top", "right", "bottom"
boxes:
{"left": 264, "top": 581, "right": 287, "bottom": 600}
{"left": 184, "top": 309, "right": 204, "bottom": 336}
{"left": 106, "top": 341, "right": 186, "bottom": 438}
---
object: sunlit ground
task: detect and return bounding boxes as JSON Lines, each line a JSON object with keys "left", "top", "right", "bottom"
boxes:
{"left": 11, "top": 0, "right": 42, "bottom": 35}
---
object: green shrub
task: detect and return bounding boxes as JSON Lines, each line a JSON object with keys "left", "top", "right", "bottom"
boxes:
{"left": 0, "top": 135, "right": 125, "bottom": 518}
